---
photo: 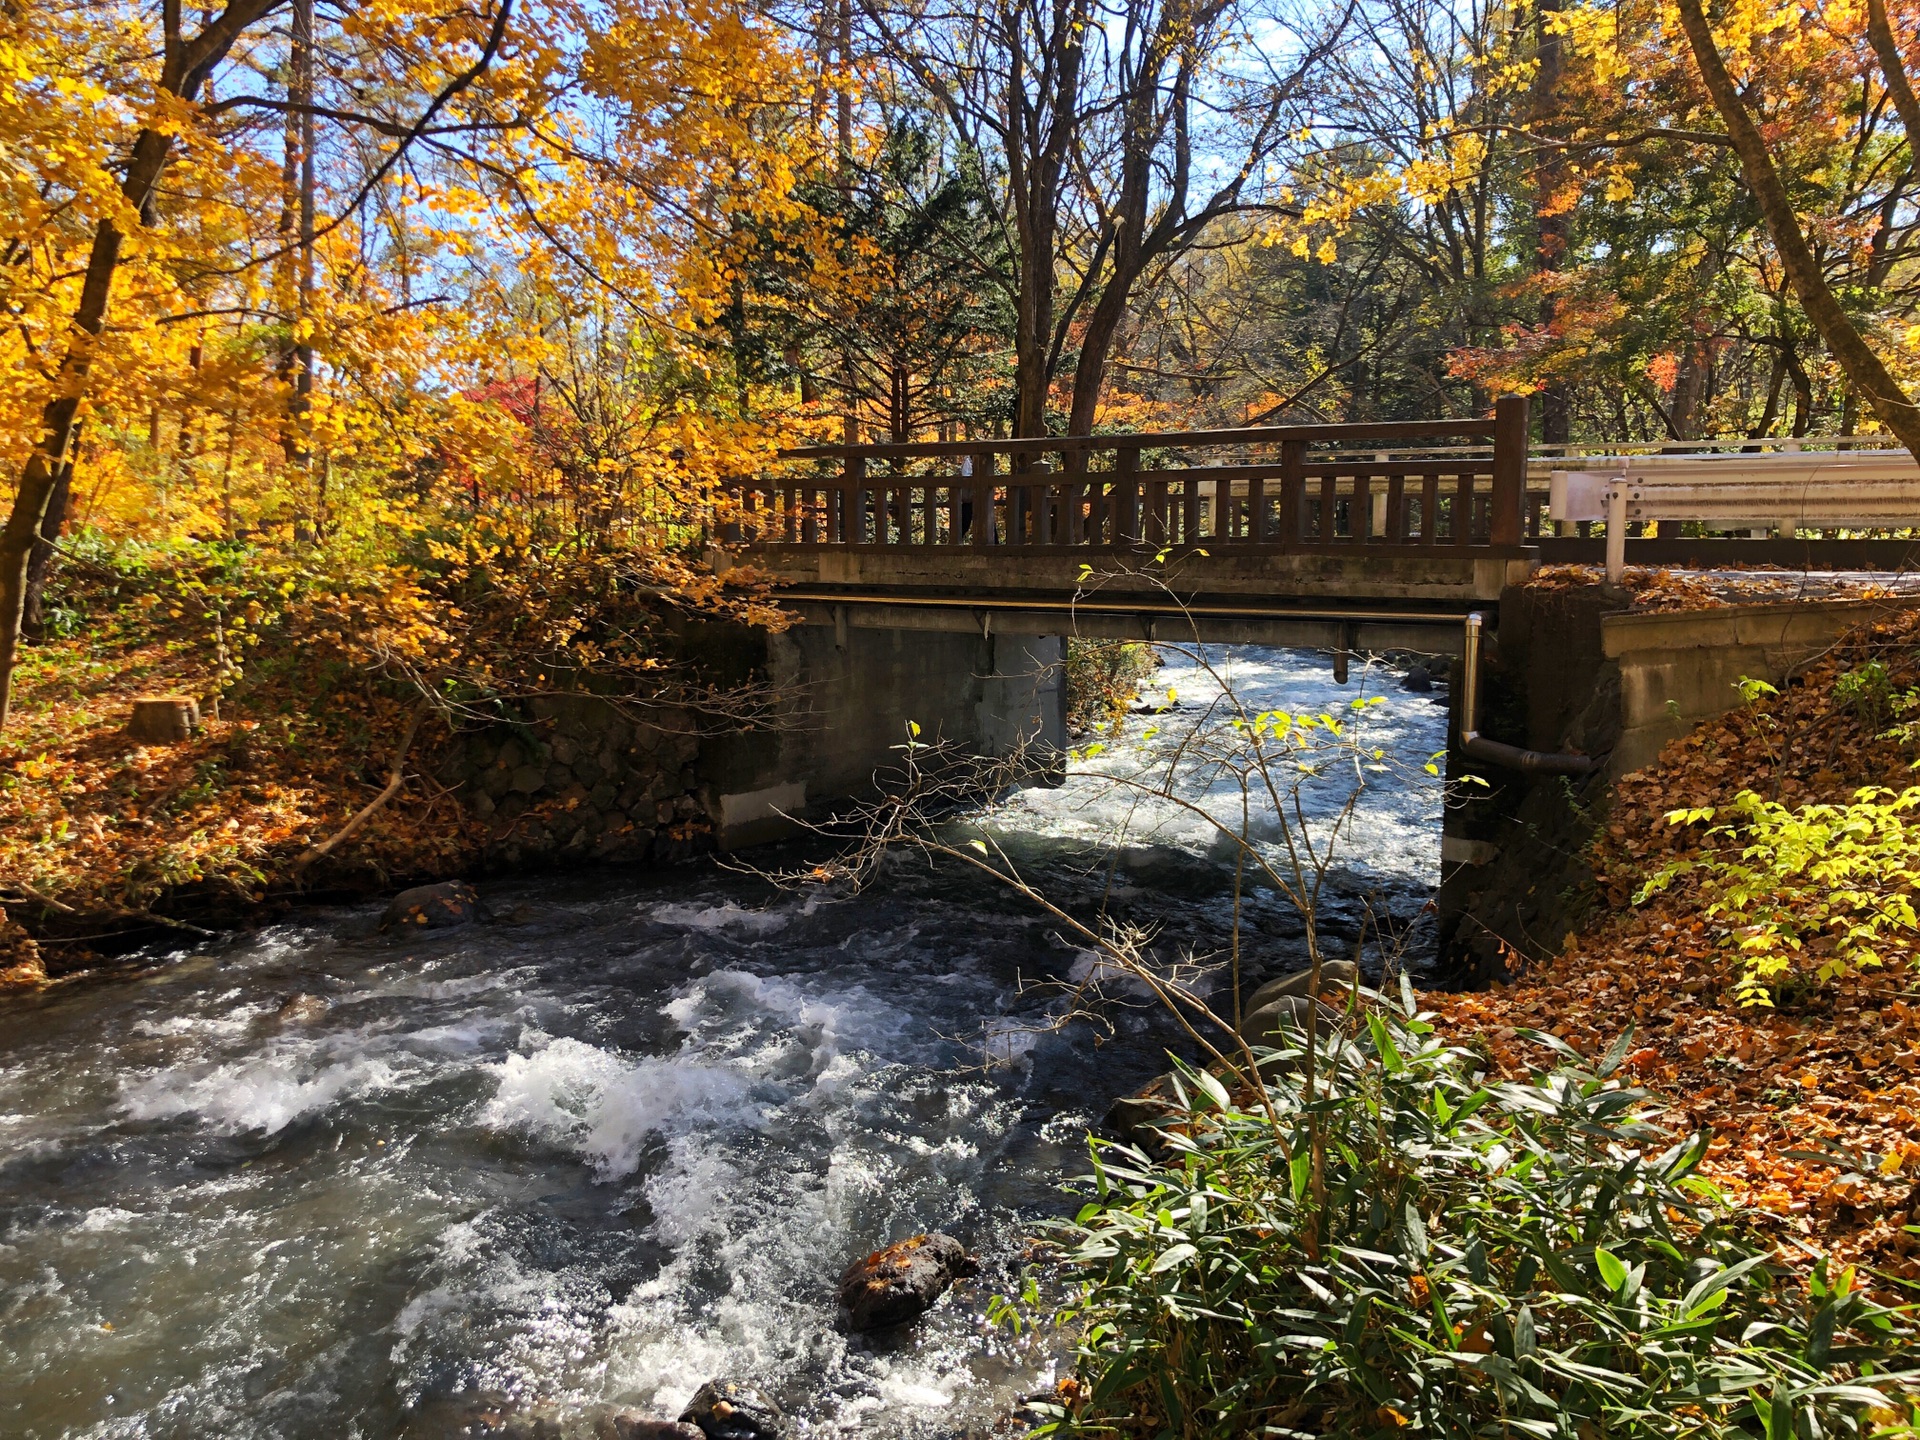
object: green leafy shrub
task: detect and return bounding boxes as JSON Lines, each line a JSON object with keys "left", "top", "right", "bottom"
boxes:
{"left": 1010, "top": 998, "right": 1918, "bottom": 1438}
{"left": 1642, "top": 788, "right": 1920, "bottom": 1007}
{"left": 1834, "top": 662, "right": 1896, "bottom": 731}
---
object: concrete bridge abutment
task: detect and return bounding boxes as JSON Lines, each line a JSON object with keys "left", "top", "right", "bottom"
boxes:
{"left": 1437, "top": 589, "right": 1920, "bottom": 980}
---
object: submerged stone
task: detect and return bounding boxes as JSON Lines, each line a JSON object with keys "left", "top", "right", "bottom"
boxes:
{"left": 597, "top": 1416, "right": 704, "bottom": 1440}
{"left": 1239, "top": 993, "right": 1342, "bottom": 1045}
{"left": 1105, "top": 1073, "right": 1183, "bottom": 1145}
{"left": 379, "top": 880, "right": 490, "bottom": 931}
{"left": 1241, "top": 958, "right": 1359, "bottom": 1015}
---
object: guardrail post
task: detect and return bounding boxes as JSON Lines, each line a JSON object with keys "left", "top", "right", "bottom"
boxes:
{"left": 1491, "top": 394, "right": 1528, "bottom": 547}
{"left": 1605, "top": 482, "right": 1628, "bottom": 583}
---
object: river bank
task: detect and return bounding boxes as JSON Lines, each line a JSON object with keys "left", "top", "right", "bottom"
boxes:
{"left": 0, "top": 619, "right": 729, "bottom": 984}
{"left": 1426, "top": 607, "right": 1920, "bottom": 1288}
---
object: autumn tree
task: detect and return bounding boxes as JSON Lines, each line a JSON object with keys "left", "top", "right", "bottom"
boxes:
{"left": 853, "top": 0, "right": 1347, "bottom": 436}
{"left": 0, "top": 0, "right": 845, "bottom": 727}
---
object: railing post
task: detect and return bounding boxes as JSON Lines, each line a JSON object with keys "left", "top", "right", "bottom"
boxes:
{"left": 846, "top": 454, "right": 868, "bottom": 544}
{"left": 970, "top": 450, "right": 993, "bottom": 547}
{"left": 1115, "top": 444, "right": 1139, "bottom": 544}
{"left": 1491, "top": 394, "right": 1528, "bottom": 547}
{"left": 1279, "top": 437, "right": 1305, "bottom": 546}
{"left": 1064, "top": 448, "right": 1086, "bottom": 543}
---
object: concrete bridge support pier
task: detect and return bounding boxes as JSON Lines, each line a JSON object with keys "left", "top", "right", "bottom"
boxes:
{"left": 698, "top": 619, "right": 1066, "bottom": 849}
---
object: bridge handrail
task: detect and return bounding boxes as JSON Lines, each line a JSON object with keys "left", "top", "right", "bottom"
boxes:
{"left": 776, "top": 417, "right": 1497, "bottom": 461}
{"left": 730, "top": 398, "right": 1532, "bottom": 552}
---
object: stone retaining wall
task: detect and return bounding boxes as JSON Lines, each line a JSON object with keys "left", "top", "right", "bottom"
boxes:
{"left": 435, "top": 694, "right": 710, "bottom": 869}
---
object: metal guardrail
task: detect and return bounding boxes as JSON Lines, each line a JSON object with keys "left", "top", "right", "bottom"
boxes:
{"left": 1544, "top": 451, "right": 1920, "bottom": 579}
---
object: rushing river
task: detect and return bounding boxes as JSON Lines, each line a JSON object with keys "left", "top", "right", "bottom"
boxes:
{"left": 0, "top": 646, "right": 1447, "bottom": 1439}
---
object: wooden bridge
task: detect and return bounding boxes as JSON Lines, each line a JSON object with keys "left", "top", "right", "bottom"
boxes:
{"left": 726, "top": 397, "right": 1920, "bottom": 654}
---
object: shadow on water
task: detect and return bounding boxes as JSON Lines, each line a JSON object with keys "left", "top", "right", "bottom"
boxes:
{"left": 0, "top": 645, "right": 1446, "bottom": 1439}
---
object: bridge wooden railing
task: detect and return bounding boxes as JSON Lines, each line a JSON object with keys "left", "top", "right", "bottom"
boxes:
{"left": 731, "top": 397, "right": 1532, "bottom": 555}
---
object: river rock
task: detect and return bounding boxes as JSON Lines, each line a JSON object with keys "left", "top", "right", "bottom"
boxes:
{"left": 1239, "top": 993, "right": 1342, "bottom": 1046}
{"left": 596, "top": 1416, "right": 704, "bottom": 1440}
{"left": 275, "top": 992, "right": 330, "bottom": 1024}
{"left": 379, "top": 881, "right": 490, "bottom": 931}
{"left": 837, "top": 1232, "right": 974, "bottom": 1331}
{"left": 1401, "top": 664, "right": 1433, "bottom": 692}
{"left": 1241, "top": 959, "right": 1358, "bottom": 1016}
{"left": 678, "top": 1379, "right": 786, "bottom": 1439}
{"left": 1104, "top": 1072, "right": 1181, "bottom": 1141}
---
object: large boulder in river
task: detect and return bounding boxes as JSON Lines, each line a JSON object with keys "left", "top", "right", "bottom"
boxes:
{"left": 678, "top": 1379, "right": 785, "bottom": 1440}
{"left": 1241, "top": 959, "right": 1358, "bottom": 1016}
{"left": 379, "top": 881, "right": 490, "bottom": 931}
{"left": 837, "top": 1232, "right": 974, "bottom": 1331}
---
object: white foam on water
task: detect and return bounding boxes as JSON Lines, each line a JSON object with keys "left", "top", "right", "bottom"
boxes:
{"left": 1064, "top": 948, "right": 1159, "bottom": 998}
{"left": 73, "top": 1207, "right": 140, "bottom": 1234}
{"left": 120, "top": 1049, "right": 408, "bottom": 1135}
{"left": 651, "top": 899, "right": 792, "bottom": 935}
{"left": 130, "top": 1001, "right": 275, "bottom": 1039}
{"left": 1001, "top": 645, "right": 1446, "bottom": 889}
{"left": 480, "top": 1035, "right": 769, "bottom": 1180}
{"left": 979, "top": 1016, "right": 1040, "bottom": 1068}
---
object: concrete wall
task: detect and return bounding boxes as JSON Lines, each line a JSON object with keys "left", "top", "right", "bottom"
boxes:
{"left": 775, "top": 595, "right": 1465, "bottom": 659}
{"left": 1602, "top": 600, "right": 1920, "bottom": 774}
{"left": 437, "top": 619, "right": 1067, "bottom": 864}
{"left": 754, "top": 547, "right": 1535, "bottom": 605}
{"left": 697, "top": 621, "right": 1066, "bottom": 848}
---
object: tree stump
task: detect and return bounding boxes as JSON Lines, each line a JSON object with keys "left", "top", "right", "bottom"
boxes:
{"left": 128, "top": 696, "right": 199, "bottom": 744}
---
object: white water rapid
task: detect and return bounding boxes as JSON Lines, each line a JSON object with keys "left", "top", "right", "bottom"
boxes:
{"left": 0, "top": 645, "right": 1447, "bottom": 1439}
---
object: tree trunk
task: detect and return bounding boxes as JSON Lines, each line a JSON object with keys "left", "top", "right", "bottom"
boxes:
{"left": 1671, "top": 341, "right": 1709, "bottom": 440}
{"left": 1868, "top": 0, "right": 1920, "bottom": 152}
{"left": 1675, "top": 0, "right": 1920, "bottom": 455}
{"left": 1531, "top": 0, "right": 1572, "bottom": 448}
{"left": 21, "top": 439, "right": 77, "bottom": 641}
{"left": 1002, "top": 0, "right": 1082, "bottom": 439}
{"left": 1066, "top": 267, "right": 1136, "bottom": 436}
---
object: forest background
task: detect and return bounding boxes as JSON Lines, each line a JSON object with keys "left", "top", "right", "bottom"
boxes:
{"left": 9, "top": 0, "right": 1920, "bottom": 924}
